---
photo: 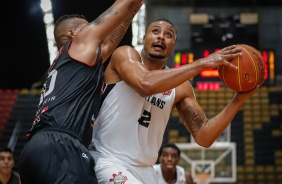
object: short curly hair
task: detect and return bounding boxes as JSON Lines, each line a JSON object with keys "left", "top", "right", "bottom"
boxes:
{"left": 158, "top": 143, "right": 181, "bottom": 158}
{"left": 54, "top": 14, "right": 86, "bottom": 29}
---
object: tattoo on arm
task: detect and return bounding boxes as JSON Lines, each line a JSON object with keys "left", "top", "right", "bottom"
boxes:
{"left": 91, "top": 7, "right": 118, "bottom": 25}
{"left": 108, "top": 5, "right": 141, "bottom": 44}
{"left": 182, "top": 106, "right": 206, "bottom": 137}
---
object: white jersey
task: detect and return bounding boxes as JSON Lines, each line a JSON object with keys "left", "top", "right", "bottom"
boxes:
{"left": 91, "top": 80, "right": 175, "bottom": 166}
{"left": 153, "top": 164, "right": 186, "bottom": 184}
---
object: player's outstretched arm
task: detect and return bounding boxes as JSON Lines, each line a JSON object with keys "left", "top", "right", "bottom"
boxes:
{"left": 101, "top": 2, "right": 143, "bottom": 62}
{"left": 70, "top": 0, "right": 143, "bottom": 66}
{"left": 108, "top": 45, "right": 241, "bottom": 97}
{"left": 176, "top": 82, "right": 260, "bottom": 148}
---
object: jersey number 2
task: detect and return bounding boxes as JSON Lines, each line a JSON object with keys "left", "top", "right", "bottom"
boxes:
{"left": 138, "top": 110, "right": 151, "bottom": 128}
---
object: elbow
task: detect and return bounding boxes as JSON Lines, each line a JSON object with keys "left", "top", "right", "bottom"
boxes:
{"left": 193, "top": 134, "right": 215, "bottom": 148}
{"left": 195, "top": 140, "right": 213, "bottom": 148}
{"left": 202, "top": 143, "right": 213, "bottom": 148}
{"left": 135, "top": 81, "right": 155, "bottom": 97}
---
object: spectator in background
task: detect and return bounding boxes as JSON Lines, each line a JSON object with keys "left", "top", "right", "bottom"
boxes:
{"left": 0, "top": 147, "right": 21, "bottom": 184}
{"left": 154, "top": 143, "right": 194, "bottom": 184}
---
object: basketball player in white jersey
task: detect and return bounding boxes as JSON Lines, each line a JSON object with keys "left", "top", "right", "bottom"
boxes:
{"left": 89, "top": 19, "right": 261, "bottom": 183}
{"left": 154, "top": 143, "right": 194, "bottom": 184}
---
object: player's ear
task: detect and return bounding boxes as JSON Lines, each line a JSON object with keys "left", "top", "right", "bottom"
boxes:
{"left": 67, "top": 29, "right": 75, "bottom": 38}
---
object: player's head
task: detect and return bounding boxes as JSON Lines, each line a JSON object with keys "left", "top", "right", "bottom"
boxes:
{"left": 142, "top": 19, "right": 177, "bottom": 60}
{"left": 158, "top": 143, "right": 181, "bottom": 171}
{"left": 0, "top": 147, "right": 15, "bottom": 174}
{"left": 54, "top": 14, "right": 88, "bottom": 48}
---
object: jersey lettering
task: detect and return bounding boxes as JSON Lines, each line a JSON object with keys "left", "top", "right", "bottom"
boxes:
{"left": 39, "top": 70, "right": 58, "bottom": 106}
{"left": 45, "top": 70, "right": 57, "bottom": 96}
{"left": 146, "top": 96, "right": 166, "bottom": 109}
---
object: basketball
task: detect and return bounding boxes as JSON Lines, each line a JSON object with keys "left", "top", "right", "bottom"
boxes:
{"left": 218, "top": 44, "right": 265, "bottom": 92}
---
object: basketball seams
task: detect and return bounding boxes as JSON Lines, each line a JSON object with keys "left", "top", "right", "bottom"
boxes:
{"left": 243, "top": 44, "right": 265, "bottom": 85}
{"left": 218, "top": 44, "right": 264, "bottom": 92}
{"left": 240, "top": 45, "right": 258, "bottom": 90}
{"left": 236, "top": 56, "right": 242, "bottom": 91}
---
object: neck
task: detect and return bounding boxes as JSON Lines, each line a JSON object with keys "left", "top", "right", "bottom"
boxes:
{"left": 0, "top": 172, "right": 12, "bottom": 184}
{"left": 162, "top": 169, "right": 177, "bottom": 184}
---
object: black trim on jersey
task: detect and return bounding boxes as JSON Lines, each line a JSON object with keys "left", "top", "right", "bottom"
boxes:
{"left": 101, "top": 84, "right": 115, "bottom": 105}
{"left": 103, "top": 55, "right": 112, "bottom": 71}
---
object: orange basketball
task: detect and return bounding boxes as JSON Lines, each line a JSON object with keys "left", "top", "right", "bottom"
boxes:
{"left": 218, "top": 44, "right": 265, "bottom": 92}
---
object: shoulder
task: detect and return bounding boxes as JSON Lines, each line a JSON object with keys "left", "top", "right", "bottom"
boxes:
{"left": 153, "top": 164, "right": 160, "bottom": 169}
{"left": 185, "top": 171, "right": 194, "bottom": 184}
{"left": 153, "top": 164, "right": 162, "bottom": 173}
{"left": 10, "top": 172, "right": 21, "bottom": 184}
{"left": 174, "top": 80, "right": 195, "bottom": 104}
{"left": 176, "top": 165, "right": 185, "bottom": 173}
{"left": 114, "top": 45, "right": 139, "bottom": 56}
{"left": 111, "top": 45, "right": 141, "bottom": 65}
{"left": 153, "top": 164, "right": 162, "bottom": 176}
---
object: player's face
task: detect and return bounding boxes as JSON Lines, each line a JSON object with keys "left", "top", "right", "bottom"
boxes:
{"left": 0, "top": 151, "right": 14, "bottom": 175}
{"left": 143, "top": 21, "right": 176, "bottom": 59}
{"left": 160, "top": 147, "right": 180, "bottom": 171}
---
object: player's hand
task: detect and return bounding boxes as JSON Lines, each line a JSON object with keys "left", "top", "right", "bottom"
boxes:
{"left": 235, "top": 85, "right": 260, "bottom": 101}
{"left": 200, "top": 45, "right": 241, "bottom": 69}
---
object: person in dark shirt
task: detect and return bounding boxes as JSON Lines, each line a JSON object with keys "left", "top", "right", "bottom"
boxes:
{"left": 18, "top": 1, "right": 143, "bottom": 184}
{"left": 0, "top": 147, "right": 21, "bottom": 184}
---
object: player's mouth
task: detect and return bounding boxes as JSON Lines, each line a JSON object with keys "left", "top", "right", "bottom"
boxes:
{"left": 165, "top": 163, "right": 174, "bottom": 169}
{"left": 152, "top": 42, "right": 166, "bottom": 51}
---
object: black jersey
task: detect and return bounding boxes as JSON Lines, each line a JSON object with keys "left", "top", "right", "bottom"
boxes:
{"left": 27, "top": 39, "right": 104, "bottom": 147}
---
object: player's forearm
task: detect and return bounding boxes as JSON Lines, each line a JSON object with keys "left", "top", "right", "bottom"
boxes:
{"left": 194, "top": 94, "right": 246, "bottom": 147}
{"left": 101, "top": 2, "right": 143, "bottom": 62}
{"left": 138, "top": 60, "right": 207, "bottom": 96}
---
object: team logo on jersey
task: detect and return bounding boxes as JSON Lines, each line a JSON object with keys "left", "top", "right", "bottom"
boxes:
{"left": 110, "top": 172, "right": 128, "bottom": 184}
{"left": 81, "top": 153, "right": 88, "bottom": 159}
{"left": 162, "top": 90, "right": 172, "bottom": 96}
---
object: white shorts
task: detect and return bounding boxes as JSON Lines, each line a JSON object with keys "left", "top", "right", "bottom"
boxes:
{"left": 90, "top": 151, "right": 158, "bottom": 184}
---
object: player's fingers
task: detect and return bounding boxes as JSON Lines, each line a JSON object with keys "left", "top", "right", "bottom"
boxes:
{"left": 220, "top": 46, "right": 241, "bottom": 54}
{"left": 220, "top": 45, "right": 240, "bottom": 53}
{"left": 220, "top": 45, "right": 237, "bottom": 51}
{"left": 224, "top": 60, "right": 238, "bottom": 70}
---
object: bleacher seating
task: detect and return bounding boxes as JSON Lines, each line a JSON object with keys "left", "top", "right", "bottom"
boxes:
{"left": 0, "top": 89, "right": 40, "bottom": 171}
{"left": 0, "top": 89, "right": 19, "bottom": 135}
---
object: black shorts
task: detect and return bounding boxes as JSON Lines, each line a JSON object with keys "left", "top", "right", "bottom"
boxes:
{"left": 18, "top": 130, "right": 98, "bottom": 184}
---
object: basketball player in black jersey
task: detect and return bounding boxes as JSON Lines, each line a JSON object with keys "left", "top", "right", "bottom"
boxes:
{"left": 18, "top": 1, "right": 143, "bottom": 184}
